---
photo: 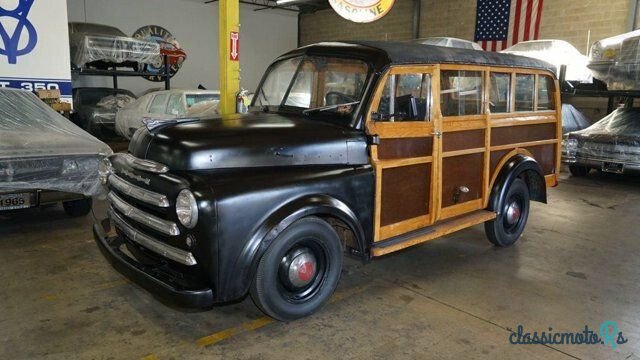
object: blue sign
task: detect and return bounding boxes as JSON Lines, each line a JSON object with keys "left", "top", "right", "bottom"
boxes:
{"left": 0, "top": 77, "right": 72, "bottom": 98}
{"left": 0, "top": 0, "right": 38, "bottom": 64}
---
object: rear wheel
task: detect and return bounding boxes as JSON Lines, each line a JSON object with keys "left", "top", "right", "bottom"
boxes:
{"left": 485, "top": 178, "right": 530, "bottom": 247}
{"left": 250, "top": 217, "right": 343, "bottom": 321}
{"left": 569, "top": 165, "right": 590, "bottom": 177}
{"left": 63, "top": 198, "right": 92, "bottom": 217}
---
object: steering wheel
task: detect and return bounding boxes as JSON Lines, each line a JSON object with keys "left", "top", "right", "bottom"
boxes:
{"left": 325, "top": 91, "right": 357, "bottom": 106}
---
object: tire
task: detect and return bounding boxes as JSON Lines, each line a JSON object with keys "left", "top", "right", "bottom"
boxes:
{"left": 485, "top": 178, "right": 530, "bottom": 247}
{"left": 250, "top": 217, "right": 343, "bottom": 321}
{"left": 569, "top": 165, "right": 590, "bottom": 177}
{"left": 63, "top": 198, "right": 92, "bottom": 217}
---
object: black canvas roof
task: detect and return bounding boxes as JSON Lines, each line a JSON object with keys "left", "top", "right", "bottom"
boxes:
{"left": 287, "top": 41, "right": 557, "bottom": 76}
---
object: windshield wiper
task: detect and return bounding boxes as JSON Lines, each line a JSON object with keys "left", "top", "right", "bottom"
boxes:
{"left": 302, "top": 101, "right": 360, "bottom": 115}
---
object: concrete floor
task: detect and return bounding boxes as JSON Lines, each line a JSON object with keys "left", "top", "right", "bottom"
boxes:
{"left": 1, "top": 170, "right": 639, "bottom": 360}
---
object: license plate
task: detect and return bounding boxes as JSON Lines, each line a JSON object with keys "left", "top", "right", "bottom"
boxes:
{"left": 602, "top": 162, "right": 624, "bottom": 174}
{"left": 0, "top": 193, "right": 35, "bottom": 211}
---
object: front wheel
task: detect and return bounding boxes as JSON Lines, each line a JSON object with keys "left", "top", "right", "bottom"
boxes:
{"left": 250, "top": 217, "right": 343, "bottom": 321}
{"left": 569, "top": 165, "right": 590, "bottom": 177}
{"left": 485, "top": 178, "right": 530, "bottom": 247}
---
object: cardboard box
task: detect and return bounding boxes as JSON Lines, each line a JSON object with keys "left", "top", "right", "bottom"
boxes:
{"left": 51, "top": 102, "right": 72, "bottom": 112}
{"left": 35, "top": 89, "right": 61, "bottom": 100}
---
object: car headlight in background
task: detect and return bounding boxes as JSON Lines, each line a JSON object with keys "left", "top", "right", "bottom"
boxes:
{"left": 176, "top": 189, "right": 198, "bottom": 228}
{"left": 563, "top": 138, "right": 579, "bottom": 157}
{"left": 98, "top": 158, "right": 113, "bottom": 185}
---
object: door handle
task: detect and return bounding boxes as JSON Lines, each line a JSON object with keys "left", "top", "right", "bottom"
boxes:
{"left": 431, "top": 131, "right": 442, "bottom": 138}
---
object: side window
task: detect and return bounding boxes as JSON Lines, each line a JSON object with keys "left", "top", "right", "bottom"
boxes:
{"left": 537, "top": 75, "right": 556, "bottom": 111}
{"left": 166, "top": 94, "right": 185, "bottom": 115}
{"left": 148, "top": 94, "right": 168, "bottom": 114}
{"left": 490, "top": 72, "right": 510, "bottom": 113}
{"left": 375, "top": 73, "right": 431, "bottom": 122}
{"left": 515, "top": 74, "right": 534, "bottom": 112}
{"left": 440, "top": 70, "right": 484, "bottom": 117}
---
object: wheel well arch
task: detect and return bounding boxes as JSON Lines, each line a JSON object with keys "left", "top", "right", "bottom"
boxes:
{"left": 487, "top": 151, "right": 547, "bottom": 213}
{"left": 223, "top": 194, "right": 366, "bottom": 302}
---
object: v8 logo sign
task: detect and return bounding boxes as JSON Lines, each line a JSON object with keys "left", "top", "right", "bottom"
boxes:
{"left": 0, "top": 0, "right": 38, "bottom": 64}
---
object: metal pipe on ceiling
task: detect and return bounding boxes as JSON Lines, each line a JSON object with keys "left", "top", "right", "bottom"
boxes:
{"left": 412, "top": 0, "right": 421, "bottom": 39}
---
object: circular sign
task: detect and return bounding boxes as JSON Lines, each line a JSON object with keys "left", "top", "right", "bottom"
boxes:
{"left": 328, "top": 0, "right": 395, "bottom": 23}
{"left": 132, "top": 25, "right": 187, "bottom": 82}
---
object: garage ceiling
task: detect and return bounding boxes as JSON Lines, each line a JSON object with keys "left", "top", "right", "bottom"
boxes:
{"left": 199, "top": 0, "right": 330, "bottom": 13}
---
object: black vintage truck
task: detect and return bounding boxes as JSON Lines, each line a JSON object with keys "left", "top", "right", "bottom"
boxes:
{"left": 94, "top": 41, "right": 560, "bottom": 321}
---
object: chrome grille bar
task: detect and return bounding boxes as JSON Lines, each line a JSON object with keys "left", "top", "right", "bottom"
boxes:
{"left": 121, "top": 153, "right": 169, "bottom": 174}
{"left": 108, "top": 192, "right": 180, "bottom": 236}
{"left": 108, "top": 174, "right": 170, "bottom": 208}
{"left": 109, "top": 209, "right": 196, "bottom": 266}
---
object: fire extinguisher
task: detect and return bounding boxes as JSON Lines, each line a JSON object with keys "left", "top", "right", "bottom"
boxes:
{"left": 236, "top": 89, "right": 250, "bottom": 113}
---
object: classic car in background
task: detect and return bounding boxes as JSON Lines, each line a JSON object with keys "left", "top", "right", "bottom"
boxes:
{"left": 589, "top": 30, "right": 640, "bottom": 90}
{"left": 414, "top": 37, "right": 484, "bottom": 51}
{"left": 563, "top": 103, "right": 640, "bottom": 176}
{"left": 0, "top": 89, "right": 112, "bottom": 216}
{"left": 69, "top": 22, "right": 161, "bottom": 70}
{"left": 72, "top": 87, "right": 137, "bottom": 138}
{"left": 502, "top": 40, "right": 593, "bottom": 83}
{"left": 115, "top": 90, "right": 220, "bottom": 139}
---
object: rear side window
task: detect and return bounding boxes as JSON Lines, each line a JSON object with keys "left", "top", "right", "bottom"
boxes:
{"left": 440, "top": 70, "right": 484, "bottom": 117}
{"left": 166, "top": 94, "right": 185, "bottom": 115}
{"left": 515, "top": 74, "right": 534, "bottom": 112}
{"left": 148, "top": 94, "right": 168, "bottom": 114}
{"left": 490, "top": 72, "right": 510, "bottom": 113}
{"left": 537, "top": 75, "right": 556, "bottom": 111}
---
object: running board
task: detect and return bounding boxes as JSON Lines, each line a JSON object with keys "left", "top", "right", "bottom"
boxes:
{"left": 371, "top": 210, "right": 497, "bottom": 256}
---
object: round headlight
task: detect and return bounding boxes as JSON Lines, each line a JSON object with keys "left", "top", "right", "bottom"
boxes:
{"left": 176, "top": 189, "right": 198, "bottom": 228}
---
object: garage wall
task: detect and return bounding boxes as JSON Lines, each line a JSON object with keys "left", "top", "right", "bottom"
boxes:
{"left": 67, "top": 0, "right": 297, "bottom": 95}
{"left": 300, "top": 0, "right": 636, "bottom": 54}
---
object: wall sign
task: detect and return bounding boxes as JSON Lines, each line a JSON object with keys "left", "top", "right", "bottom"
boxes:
{"left": 133, "top": 25, "right": 187, "bottom": 82}
{"left": 0, "top": 0, "right": 72, "bottom": 103}
{"left": 230, "top": 31, "right": 239, "bottom": 61}
{"left": 328, "top": 0, "right": 395, "bottom": 23}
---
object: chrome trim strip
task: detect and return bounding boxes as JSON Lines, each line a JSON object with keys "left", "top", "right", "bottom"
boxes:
{"left": 109, "top": 209, "right": 196, "bottom": 266}
{"left": 122, "top": 153, "right": 169, "bottom": 174}
{"left": 109, "top": 174, "right": 170, "bottom": 208}
{"left": 108, "top": 192, "right": 180, "bottom": 236}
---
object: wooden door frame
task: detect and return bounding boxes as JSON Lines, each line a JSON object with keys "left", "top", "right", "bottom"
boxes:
{"left": 365, "top": 65, "right": 442, "bottom": 242}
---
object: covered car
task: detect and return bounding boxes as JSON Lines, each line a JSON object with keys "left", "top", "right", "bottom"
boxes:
{"left": 502, "top": 40, "right": 593, "bottom": 83}
{"left": 69, "top": 22, "right": 161, "bottom": 69}
{"left": 0, "top": 88, "right": 112, "bottom": 216}
{"left": 72, "top": 87, "right": 137, "bottom": 138}
{"left": 561, "top": 103, "right": 591, "bottom": 134}
{"left": 116, "top": 90, "right": 220, "bottom": 139}
{"left": 589, "top": 30, "right": 640, "bottom": 90}
{"left": 563, "top": 105, "right": 640, "bottom": 176}
{"left": 414, "top": 37, "right": 483, "bottom": 51}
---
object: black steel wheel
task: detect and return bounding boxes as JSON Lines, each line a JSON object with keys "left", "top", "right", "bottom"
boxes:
{"left": 250, "top": 217, "right": 343, "bottom": 321}
{"left": 569, "top": 165, "right": 590, "bottom": 177}
{"left": 63, "top": 198, "right": 92, "bottom": 217}
{"left": 485, "top": 178, "right": 530, "bottom": 247}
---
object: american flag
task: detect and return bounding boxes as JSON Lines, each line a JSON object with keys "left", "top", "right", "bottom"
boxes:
{"left": 474, "top": 0, "right": 544, "bottom": 52}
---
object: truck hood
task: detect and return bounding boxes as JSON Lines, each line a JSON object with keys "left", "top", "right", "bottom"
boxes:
{"left": 132, "top": 112, "right": 369, "bottom": 170}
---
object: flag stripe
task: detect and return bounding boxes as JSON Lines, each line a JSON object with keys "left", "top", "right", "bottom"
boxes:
{"left": 512, "top": 0, "right": 523, "bottom": 47}
{"left": 523, "top": 0, "right": 534, "bottom": 41}
{"left": 534, "top": 0, "right": 544, "bottom": 39}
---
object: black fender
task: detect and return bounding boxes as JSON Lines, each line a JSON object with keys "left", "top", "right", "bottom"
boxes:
{"left": 488, "top": 154, "right": 547, "bottom": 216}
{"left": 222, "top": 194, "right": 366, "bottom": 302}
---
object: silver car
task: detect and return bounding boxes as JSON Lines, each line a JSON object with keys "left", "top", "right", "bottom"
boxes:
{"left": 115, "top": 90, "right": 220, "bottom": 140}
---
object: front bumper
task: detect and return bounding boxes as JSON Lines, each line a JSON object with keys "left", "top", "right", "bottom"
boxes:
{"left": 93, "top": 219, "right": 214, "bottom": 308}
{"left": 562, "top": 155, "right": 640, "bottom": 173}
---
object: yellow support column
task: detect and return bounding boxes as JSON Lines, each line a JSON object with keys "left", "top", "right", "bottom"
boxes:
{"left": 218, "top": 0, "right": 240, "bottom": 115}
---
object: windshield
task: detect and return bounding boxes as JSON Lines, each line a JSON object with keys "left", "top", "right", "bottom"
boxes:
{"left": 253, "top": 56, "right": 370, "bottom": 119}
